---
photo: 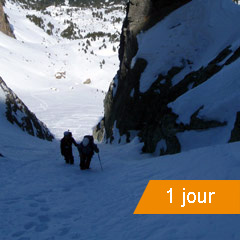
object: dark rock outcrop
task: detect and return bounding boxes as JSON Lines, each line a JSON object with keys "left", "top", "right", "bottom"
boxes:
{"left": 93, "top": 117, "right": 105, "bottom": 142}
{"left": 229, "top": 112, "right": 240, "bottom": 143}
{"left": 0, "top": 1, "right": 15, "bottom": 38}
{"left": 0, "top": 77, "right": 54, "bottom": 141}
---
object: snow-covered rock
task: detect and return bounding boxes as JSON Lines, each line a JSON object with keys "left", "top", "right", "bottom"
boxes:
{"left": 100, "top": 0, "right": 240, "bottom": 155}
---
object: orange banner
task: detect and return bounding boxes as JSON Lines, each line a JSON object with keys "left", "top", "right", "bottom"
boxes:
{"left": 134, "top": 180, "right": 240, "bottom": 214}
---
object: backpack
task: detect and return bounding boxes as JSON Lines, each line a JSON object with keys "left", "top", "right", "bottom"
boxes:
{"left": 83, "top": 135, "right": 94, "bottom": 145}
{"left": 80, "top": 135, "right": 94, "bottom": 155}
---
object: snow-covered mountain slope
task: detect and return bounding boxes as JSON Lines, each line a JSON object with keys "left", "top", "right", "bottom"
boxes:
{"left": 0, "top": 0, "right": 125, "bottom": 139}
{"left": 1, "top": 131, "right": 240, "bottom": 239}
{"left": 3, "top": 0, "right": 124, "bottom": 91}
{"left": 100, "top": 0, "right": 240, "bottom": 155}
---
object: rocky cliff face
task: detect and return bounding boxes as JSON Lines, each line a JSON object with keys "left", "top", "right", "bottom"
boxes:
{"left": 0, "top": 77, "right": 54, "bottom": 141}
{"left": 95, "top": 0, "right": 192, "bottom": 151}
{"left": 95, "top": 0, "right": 240, "bottom": 155}
{"left": 0, "top": 1, "right": 15, "bottom": 37}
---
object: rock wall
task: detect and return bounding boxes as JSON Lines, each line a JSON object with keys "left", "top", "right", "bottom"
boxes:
{"left": 95, "top": 0, "right": 192, "bottom": 150}
{"left": 0, "top": 1, "right": 15, "bottom": 38}
{"left": 0, "top": 77, "right": 54, "bottom": 141}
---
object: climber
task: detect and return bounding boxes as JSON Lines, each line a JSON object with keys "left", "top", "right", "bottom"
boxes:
{"left": 60, "top": 131, "right": 78, "bottom": 164}
{"left": 77, "top": 135, "right": 99, "bottom": 170}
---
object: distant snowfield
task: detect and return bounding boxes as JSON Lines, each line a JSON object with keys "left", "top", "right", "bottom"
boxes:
{"left": 1, "top": 1, "right": 240, "bottom": 239}
{"left": 1, "top": 0, "right": 123, "bottom": 138}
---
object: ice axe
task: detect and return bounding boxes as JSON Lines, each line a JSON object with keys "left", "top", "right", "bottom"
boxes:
{"left": 98, "top": 153, "right": 103, "bottom": 171}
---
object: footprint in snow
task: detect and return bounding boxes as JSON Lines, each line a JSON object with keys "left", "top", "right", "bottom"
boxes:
{"left": 11, "top": 231, "right": 25, "bottom": 237}
{"left": 58, "top": 227, "right": 70, "bottom": 236}
{"left": 62, "top": 187, "right": 72, "bottom": 192}
{"left": 26, "top": 212, "right": 38, "bottom": 217}
{"left": 29, "top": 203, "right": 39, "bottom": 208}
{"left": 34, "top": 224, "right": 49, "bottom": 232}
{"left": 71, "top": 233, "right": 82, "bottom": 239}
{"left": 35, "top": 198, "right": 47, "bottom": 203}
{"left": 44, "top": 237, "right": 55, "bottom": 240}
{"left": 38, "top": 215, "right": 50, "bottom": 223}
{"left": 40, "top": 206, "right": 50, "bottom": 212}
{"left": 6, "top": 200, "right": 18, "bottom": 205}
{"left": 24, "top": 222, "right": 36, "bottom": 230}
{"left": 26, "top": 193, "right": 39, "bottom": 199}
{"left": 4, "top": 197, "right": 20, "bottom": 205}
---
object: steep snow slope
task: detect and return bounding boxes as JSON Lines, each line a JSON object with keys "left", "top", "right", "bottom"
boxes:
{"left": 1, "top": 133, "right": 240, "bottom": 240}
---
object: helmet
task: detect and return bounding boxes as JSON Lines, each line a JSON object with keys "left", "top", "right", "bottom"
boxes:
{"left": 64, "top": 131, "right": 71, "bottom": 137}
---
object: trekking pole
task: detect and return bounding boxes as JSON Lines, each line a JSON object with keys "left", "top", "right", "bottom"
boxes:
{"left": 98, "top": 153, "right": 103, "bottom": 171}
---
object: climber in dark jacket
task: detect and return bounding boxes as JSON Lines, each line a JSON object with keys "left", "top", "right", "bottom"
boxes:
{"left": 77, "top": 135, "right": 99, "bottom": 170}
{"left": 60, "top": 131, "right": 77, "bottom": 164}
